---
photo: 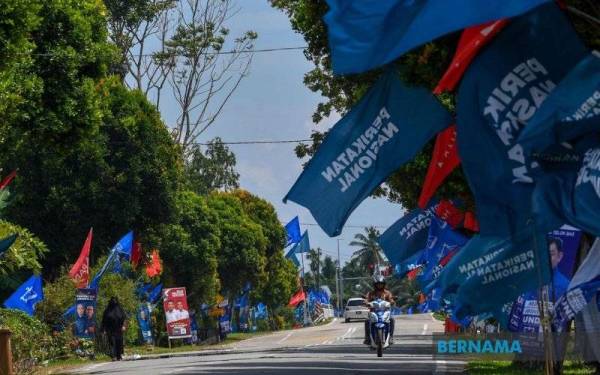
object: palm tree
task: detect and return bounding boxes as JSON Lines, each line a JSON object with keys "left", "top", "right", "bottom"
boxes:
{"left": 388, "top": 277, "right": 421, "bottom": 310}
{"left": 349, "top": 226, "right": 384, "bottom": 274}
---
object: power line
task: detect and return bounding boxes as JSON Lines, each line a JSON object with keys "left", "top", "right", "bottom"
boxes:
{"left": 300, "top": 222, "right": 388, "bottom": 229}
{"left": 15, "top": 46, "right": 308, "bottom": 58}
{"left": 194, "top": 138, "right": 311, "bottom": 146}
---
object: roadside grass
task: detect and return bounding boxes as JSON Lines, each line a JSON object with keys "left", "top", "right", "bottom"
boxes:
{"left": 36, "top": 331, "right": 268, "bottom": 374}
{"left": 467, "top": 360, "right": 597, "bottom": 374}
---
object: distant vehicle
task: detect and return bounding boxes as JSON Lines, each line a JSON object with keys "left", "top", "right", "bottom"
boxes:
{"left": 344, "top": 298, "right": 369, "bottom": 322}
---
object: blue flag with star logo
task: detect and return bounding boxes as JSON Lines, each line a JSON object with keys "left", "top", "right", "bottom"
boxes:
{"left": 324, "top": 0, "right": 550, "bottom": 75}
{"left": 285, "top": 216, "right": 302, "bottom": 247}
{"left": 456, "top": 3, "right": 587, "bottom": 238}
{"left": 284, "top": 70, "right": 451, "bottom": 237}
{"left": 3, "top": 274, "right": 44, "bottom": 316}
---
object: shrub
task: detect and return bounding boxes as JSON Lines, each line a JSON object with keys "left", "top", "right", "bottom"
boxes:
{"left": 0, "top": 308, "right": 70, "bottom": 374}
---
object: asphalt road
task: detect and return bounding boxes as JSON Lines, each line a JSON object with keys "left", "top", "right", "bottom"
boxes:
{"left": 72, "top": 314, "right": 465, "bottom": 374}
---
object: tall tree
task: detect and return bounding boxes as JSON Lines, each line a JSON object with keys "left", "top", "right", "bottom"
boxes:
{"left": 349, "top": 227, "right": 383, "bottom": 273}
{"left": 186, "top": 138, "right": 239, "bottom": 195}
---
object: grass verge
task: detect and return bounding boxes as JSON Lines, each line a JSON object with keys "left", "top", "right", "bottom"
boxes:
{"left": 467, "top": 360, "right": 597, "bottom": 374}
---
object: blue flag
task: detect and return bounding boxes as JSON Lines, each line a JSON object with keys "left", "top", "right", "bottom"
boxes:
{"left": 89, "top": 250, "right": 117, "bottom": 290}
{"left": 62, "top": 304, "right": 76, "bottom": 320}
{"left": 3, "top": 274, "right": 44, "bottom": 316}
{"left": 149, "top": 283, "right": 163, "bottom": 304}
{"left": 285, "top": 71, "right": 451, "bottom": 236}
{"left": 379, "top": 200, "right": 438, "bottom": 270}
{"left": 456, "top": 3, "right": 587, "bottom": 237}
{"left": 532, "top": 141, "right": 600, "bottom": 237}
{"left": 292, "top": 231, "right": 310, "bottom": 254}
{"left": 417, "top": 217, "right": 468, "bottom": 287}
{"left": 285, "top": 246, "right": 301, "bottom": 267}
{"left": 0, "top": 234, "right": 17, "bottom": 258}
{"left": 553, "top": 238, "right": 600, "bottom": 329}
{"left": 324, "top": 0, "right": 550, "bottom": 75}
{"left": 433, "top": 225, "right": 551, "bottom": 320}
{"left": 111, "top": 254, "right": 122, "bottom": 274}
{"left": 394, "top": 250, "right": 425, "bottom": 277}
{"left": 113, "top": 231, "right": 133, "bottom": 260}
{"left": 285, "top": 216, "right": 302, "bottom": 247}
{"left": 518, "top": 51, "right": 600, "bottom": 157}
{"left": 255, "top": 303, "right": 268, "bottom": 320}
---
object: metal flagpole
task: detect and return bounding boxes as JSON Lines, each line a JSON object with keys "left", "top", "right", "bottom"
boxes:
{"left": 300, "top": 251, "right": 311, "bottom": 326}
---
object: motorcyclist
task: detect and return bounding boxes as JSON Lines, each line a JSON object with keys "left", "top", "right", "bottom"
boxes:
{"left": 364, "top": 274, "right": 395, "bottom": 345}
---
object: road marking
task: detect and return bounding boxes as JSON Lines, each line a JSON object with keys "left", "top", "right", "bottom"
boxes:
{"left": 80, "top": 363, "right": 106, "bottom": 372}
{"left": 422, "top": 323, "right": 429, "bottom": 335}
{"left": 277, "top": 332, "right": 293, "bottom": 344}
{"left": 434, "top": 360, "right": 447, "bottom": 374}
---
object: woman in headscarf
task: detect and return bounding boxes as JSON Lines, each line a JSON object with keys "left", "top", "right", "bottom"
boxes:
{"left": 101, "top": 297, "right": 127, "bottom": 361}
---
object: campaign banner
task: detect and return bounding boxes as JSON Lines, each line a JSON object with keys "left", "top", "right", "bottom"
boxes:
{"left": 137, "top": 303, "right": 153, "bottom": 344}
{"left": 73, "top": 288, "right": 97, "bottom": 339}
{"left": 378, "top": 200, "right": 439, "bottom": 270}
{"left": 163, "top": 287, "right": 192, "bottom": 339}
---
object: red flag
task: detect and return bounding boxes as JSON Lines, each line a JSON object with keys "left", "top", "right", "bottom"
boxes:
{"left": 463, "top": 211, "right": 480, "bottom": 232}
{"left": 433, "top": 20, "right": 508, "bottom": 94}
{"left": 418, "top": 126, "right": 461, "bottom": 209}
{"left": 288, "top": 289, "right": 306, "bottom": 307}
{"left": 145, "top": 249, "right": 162, "bottom": 278}
{"left": 0, "top": 170, "right": 17, "bottom": 190}
{"left": 68, "top": 228, "right": 93, "bottom": 288}
{"left": 435, "top": 200, "right": 464, "bottom": 229}
{"left": 406, "top": 267, "right": 421, "bottom": 281}
{"left": 131, "top": 240, "right": 142, "bottom": 268}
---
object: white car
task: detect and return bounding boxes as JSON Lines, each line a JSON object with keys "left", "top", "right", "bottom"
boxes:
{"left": 344, "top": 298, "right": 369, "bottom": 322}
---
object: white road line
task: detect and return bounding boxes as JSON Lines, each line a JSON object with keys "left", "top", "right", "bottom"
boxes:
{"left": 434, "top": 360, "right": 447, "bottom": 374}
{"left": 422, "top": 323, "right": 429, "bottom": 335}
{"left": 277, "top": 332, "right": 293, "bottom": 344}
{"left": 80, "top": 363, "right": 106, "bottom": 373}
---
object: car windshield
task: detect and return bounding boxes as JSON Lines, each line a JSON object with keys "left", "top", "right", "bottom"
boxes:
{"left": 346, "top": 299, "right": 365, "bottom": 307}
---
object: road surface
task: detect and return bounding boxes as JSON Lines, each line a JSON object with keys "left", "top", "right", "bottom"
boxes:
{"left": 72, "top": 314, "right": 465, "bottom": 374}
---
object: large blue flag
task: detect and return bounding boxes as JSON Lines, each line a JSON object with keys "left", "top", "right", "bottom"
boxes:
{"left": 285, "top": 216, "right": 302, "bottom": 247}
{"left": 324, "top": 0, "right": 550, "bottom": 75}
{"left": 432, "top": 224, "right": 551, "bottom": 319}
{"left": 284, "top": 70, "right": 451, "bottom": 236}
{"left": 285, "top": 246, "right": 301, "bottom": 267}
{"left": 395, "top": 249, "right": 426, "bottom": 277}
{"left": 379, "top": 200, "right": 438, "bottom": 270}
{"left": 113, "top": 231, "right": 134, "bottom": 260}
{"left": 292, "top": 230, "right": 310, "bottom": 254}
{"left": 149, "top": 283, "right": 163, "bottom": 304}
{"left": 456, "top": 3, "right": 587, "bottom": 237}
{"left": 89, "top": 250, "right": 117, "bottom": 290}
{"left": 417, "top": 217, "right": 468, "bottom": 287}
{"left": 518, "top": 51, "right": 600, "bottom": 157}
{"left": 3, "top": 274, "right": 44, "bottom": 316}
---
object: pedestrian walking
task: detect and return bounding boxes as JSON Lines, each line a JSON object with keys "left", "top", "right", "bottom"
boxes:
{"left": 101, "top": 297, "right": 127, "bottom": 361}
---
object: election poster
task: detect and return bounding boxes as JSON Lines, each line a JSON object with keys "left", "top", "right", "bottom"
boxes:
{"left": 163, "top": 287, "right": 192, "bottom": 339}
{"left": 137, "top": 303, "right": 153, "bottom": 344}
{"left": 508, "top": 225, "right": 582, "bottom": 333}
{"left": 73, "top": 288, "right": 97, "bottom": 339}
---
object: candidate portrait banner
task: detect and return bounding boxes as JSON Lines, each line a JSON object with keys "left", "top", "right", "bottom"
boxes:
{"left": 378, "top": 199, "right": 439, "bottom": 270}
{"left": 284, "top": 70, "right": 451, "bottom": 237}
{"left": 163, "top": 287, "right": 192, "bottom": 339}
{"left": 73, "top": 288, "right": 97, "bottom": 339}
{"left": 507, "top": 226, "right": 582, "bottom": 332}
{"left": 455, "top": 2, "right": 588, "bottom": 237}
{"left": 137, "top": 303, "right": 153, "bottom": 344}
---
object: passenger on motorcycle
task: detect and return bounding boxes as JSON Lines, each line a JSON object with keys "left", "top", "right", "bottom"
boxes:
{"left": 363, "top": 274, "right": 395, "bottom": 345}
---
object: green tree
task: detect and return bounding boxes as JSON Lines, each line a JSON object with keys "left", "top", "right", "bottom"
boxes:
{"left": 148, "top": 190, "right": 220, "bottom": 307}
{"left": 321, "top": 255, "right": 337, "bottom": 289}
{"left": 207, "top": 192, "right": 268, "bottom": 298}
{"left": 269, "top": 0, "right": 600, "bottom": 210}
{"left": 185, "top": 138, "right": 240, "bottom": 195}
{"left": 349, "top": 226, "right": 383, "bottom": 273}
{"left": 0, "top": 221, "right": 48, "bottom": 301}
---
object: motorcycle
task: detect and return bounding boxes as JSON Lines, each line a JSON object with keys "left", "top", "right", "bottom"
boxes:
{"left": 367, "top": 298, "right": 391, "bottom": 357}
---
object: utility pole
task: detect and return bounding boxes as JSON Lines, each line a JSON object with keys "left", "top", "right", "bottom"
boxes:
{"left": 316, "top": 247, "right": 321, "bottom": 289}
{"left": 300, "top": 251, "right": 312, "bottom": 326}
{"left": 336, "top": 238, "right": 344, "bottom": 316}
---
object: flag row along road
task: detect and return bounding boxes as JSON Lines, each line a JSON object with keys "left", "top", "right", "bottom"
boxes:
{"left": 71, "top": 313, "right": 465, "bottom": 374}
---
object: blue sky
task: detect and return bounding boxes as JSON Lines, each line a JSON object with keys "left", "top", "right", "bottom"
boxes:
{"left": 162, "top": 1, "right": 405, "bottom": 265}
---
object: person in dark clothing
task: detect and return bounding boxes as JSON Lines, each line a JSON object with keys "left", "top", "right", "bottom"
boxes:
{"left": 101, "top": 297, "right": 127, "bottom": 361}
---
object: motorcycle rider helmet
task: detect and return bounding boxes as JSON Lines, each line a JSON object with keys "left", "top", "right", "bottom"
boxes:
{"left": 373, "top": 274, "right": 386, "bottom": 291}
